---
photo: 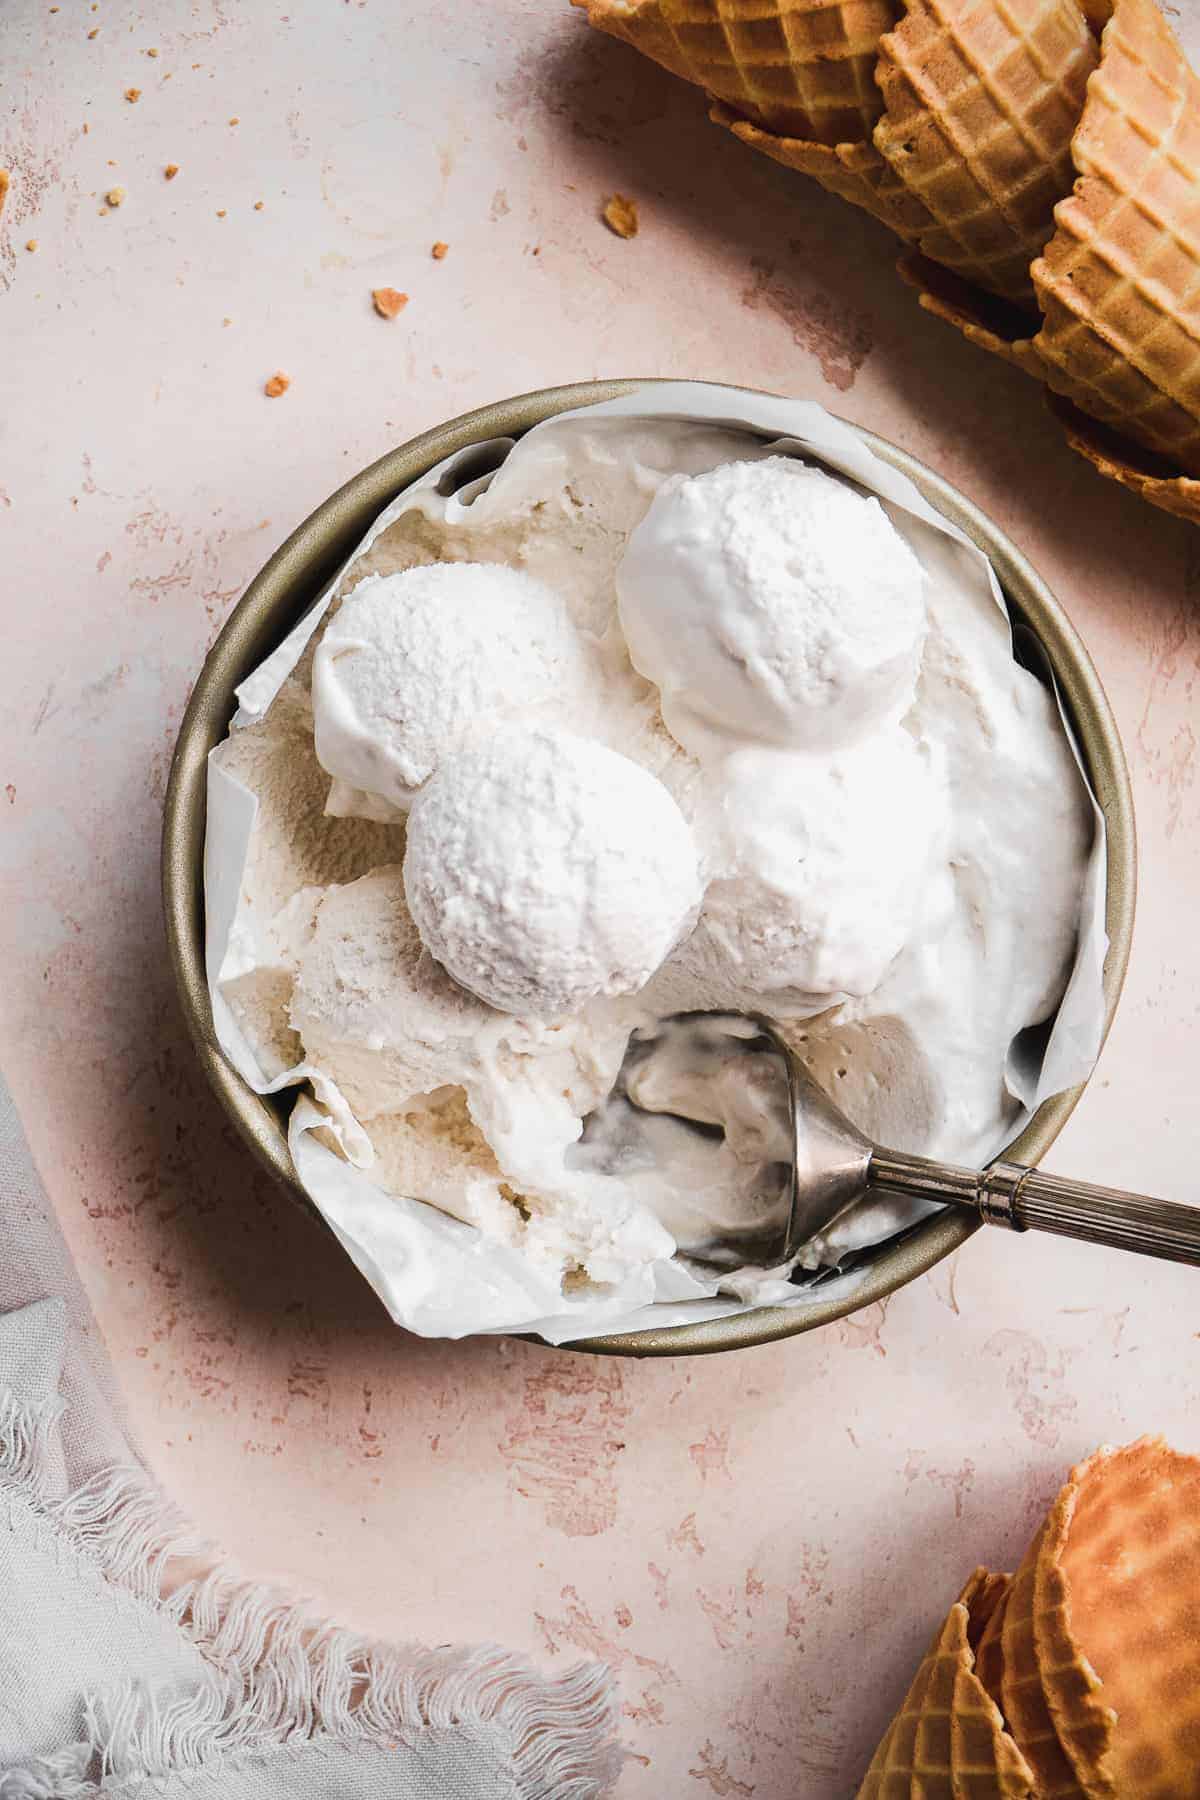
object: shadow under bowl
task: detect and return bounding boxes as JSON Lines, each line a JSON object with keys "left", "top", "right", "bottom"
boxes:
{"left": 162, "top": 378, "right": 1137, "bottom": 1357}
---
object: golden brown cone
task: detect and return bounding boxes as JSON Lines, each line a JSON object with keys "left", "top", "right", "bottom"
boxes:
{"left": 976, "top": 1524, "right": 1085, "bottom": 1795}
{"left": 874, "top": 0, "right": 1097, "bottom": 304}
{"left": 1032, "top": 1447, "right": 1121, "bottom": 1795}
{"left": 1032, "top": 0, "right": 1200, "bottom": 474}
{"left": 857, "top": 1569, "right": 1036, "bottom": 1798}
{"left": 972, "top": 1574, "right": 1009, "bottom": 1706}
{"left": 1057, "top": 1436, "right": 1200, "bottom": 1799}
{"left": 572, "top": 0, "right": 896, "bottom": 145}
{"left": 898, "top": 252, "right": 1047, "bottom": 375}
{"left": 711, "top": 101, "right": 934, "bottom": 237}
{"left": 1051, "top": 394, "right": 1200, "bottom": 522}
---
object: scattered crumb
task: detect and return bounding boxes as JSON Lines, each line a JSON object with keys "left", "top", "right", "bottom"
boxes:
{"left": 164, "top": 162, "right": 179, "bottom": 179}
{"left": 25, "top": 239, "right": 37, "bottom": 253}
{"left": 431, "top": 240, "right": 448, "bottom": 259}
{"left": 125, "top": 87, "right": 142, "bottom": 103}
{"left": 216, "top": 208, "right": 226, "bottom": 218}
{"left": 253, "top": 199, "right": 263, "bottom": 210}
{"left": 228, "top": 116, "right": 239, "bottom": 126}
{"left": 88, "top": 26, "right": 99, "bottom": 35}
{"left": 371, "top": 286, "right": 408, "bottom": 319}
{"left": 602, "top": 193, "right": 639, "bottom": 239}
{"left": 222, "top": 316, "right": 232, "bottom": 326}
{"left": 105, "top": 186, "right": 125, "bottom": 208}
{"left": 146, "top": 46, "right": 159, "bottom": 56}
{"left": 0, "top": 171, "right": 9, "bottom": 217}
{"left": 50, "top": 6, "right": 59, "bottom": 13}
{"left": 264, "top": 371, "right": 290, "bottom": 398}
{"left": 82, "top": 121, "right": 90, "bottom": 132}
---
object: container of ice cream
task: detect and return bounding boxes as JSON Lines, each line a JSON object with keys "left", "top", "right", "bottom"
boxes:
{"left": 162, "top": 380, "right": 1136, "bottom": 1355}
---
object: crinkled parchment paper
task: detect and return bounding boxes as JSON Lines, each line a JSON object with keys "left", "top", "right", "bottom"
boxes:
{"left": 204, "top": 385, "right": 1109, "bottom": 1343}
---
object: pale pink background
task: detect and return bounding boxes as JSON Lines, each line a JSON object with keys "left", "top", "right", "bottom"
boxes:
{"left": 4, "top": 2, "right": 1200, "bottom": 1793}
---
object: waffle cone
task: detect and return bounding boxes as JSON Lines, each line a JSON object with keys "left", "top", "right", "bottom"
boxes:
{"left": 977, "top": 1524, "right": 1088, "bottom": 1796}
{"left": 857, "top": 1569, "right": 1036, "bottom": 1798}
{"left": 1056, "top": 1436, "right": 1200, "bottom": 1798}
{"left": 573, "top": 0, "right": 895, "bottom": 144}
{"left": 1031, "top": 0, "right": 1200, "bottom": 474}
{"left": 1030, "top": 1454, "right": 1118, "bottom": 1796}
{"left": 711, "top": 101, "right": 935, "bottom": 236}
{"left": 1051, "top": 394, "right": 1200, "bottom": 521}
{"left": 874, "top": 0, "right": 1097, "bottom": 304}
{"left": 898, "top": 251, "right": 1047, "bottom": 373}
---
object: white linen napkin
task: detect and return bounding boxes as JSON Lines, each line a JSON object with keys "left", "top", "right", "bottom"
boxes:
{"left": 0, "top": 1070, "right": 619, "bottom": 1799}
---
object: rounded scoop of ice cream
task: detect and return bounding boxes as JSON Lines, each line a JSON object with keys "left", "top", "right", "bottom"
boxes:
{"left": 679, "top": 731, "right": 949, "bottom": 1014}
{"left": 312, "top": 563, "right": 595, "bottom": 815}
{"left": 403, "top": 724, "right": 703, "bottom": 1019}
{"left": 617, "top": 456, "right": 927, "bottom": 754}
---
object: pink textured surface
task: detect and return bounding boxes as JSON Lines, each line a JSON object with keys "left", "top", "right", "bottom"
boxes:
{"left": 4, "top": 2, "right": 1200, "bottom": 1792}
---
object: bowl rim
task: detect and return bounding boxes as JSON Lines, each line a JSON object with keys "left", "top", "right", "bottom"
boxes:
{"left": 162, "top": 377, "right": 1137, "bottom": 1358}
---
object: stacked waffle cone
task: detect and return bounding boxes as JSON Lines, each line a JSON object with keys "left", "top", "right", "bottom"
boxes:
{"left": 574, "top": 0, "right": 1200, "bottom": 523}
{"left": 857, "top": 1435, "right": 1200, "bottom": 1798}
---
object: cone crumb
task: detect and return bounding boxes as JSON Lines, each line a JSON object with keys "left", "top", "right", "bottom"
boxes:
{"left": 372, "top": 286, "right": 409, "bottom": 319}
{"left": 431, "top": 240, "right": 448, "bottom": 259}
{"left": 264, "top": 372, "right": 290, "bottom": 398}
{"left": 216, "top": 208, "right": 226, "bottom": 218}
{"left": 146, "top": 46, "right": 159, "bottom": 56}
{"left": 164, "top": 163, "right": 179, "bottom": 180}
{"left": 254, "top": 199, "right": 264, "bottom": 210}
{"left": 0, "top": 171, "right": 9, "bottom": 217}
{"left": 229, "top": 116, "right": 240, "bottom": 126}
{"left": 603, "top": 194, "right": 638, "bottom": 239}
{"left": 125, "top": 87, "right": 141, "bottom": 103}
{"left": 105, "top": 186, "right": 125, "bottom": 208}
{"left": 25, "top": 239, "right": 38, "bottom": 253}
{"left": 88, "top": 25, "right": 99, "bottom": 36}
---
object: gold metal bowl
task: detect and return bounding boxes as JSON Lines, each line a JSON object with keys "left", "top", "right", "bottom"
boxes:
{"left": 162, "top": 380, "right": 1136, "bottom": 1357}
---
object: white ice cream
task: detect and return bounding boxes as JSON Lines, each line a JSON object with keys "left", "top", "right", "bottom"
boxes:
{"left": 618, "top": 457, "right": 927, "bottom": 755}
{"left": 312, "top": 563, "right": 599, "bottom": 820}
{"left": 681, "top": 731, "right": 951, "bottom": 1015}
{"left": 403, "top": 725, "right": 703, "bottom": 1018}
{"left": 212, "top": 413, "right": 1095, "bottom": 1312}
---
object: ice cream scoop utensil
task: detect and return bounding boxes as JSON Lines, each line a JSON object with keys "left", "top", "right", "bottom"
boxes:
{"left": 621, "top": 1014, "right": 1200, "bottom": 1268}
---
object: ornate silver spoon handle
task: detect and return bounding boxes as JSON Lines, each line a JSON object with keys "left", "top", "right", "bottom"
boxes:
{"left": 869, "top": 1151, "right": 1200, "bottom": 1267}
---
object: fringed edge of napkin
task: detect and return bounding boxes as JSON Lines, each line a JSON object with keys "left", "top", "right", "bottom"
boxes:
{"left": 0, "top": 1374, "right": 622, "bottom": 1800}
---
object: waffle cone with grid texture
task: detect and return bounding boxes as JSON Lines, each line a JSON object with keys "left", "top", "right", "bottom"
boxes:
{"left": 1049, "top": 394, "right": 1200, "bottom": 521}
{"left": 576, "top": 0, "right": 1200, "bottom": 520}
{"left": 873, "top": 0, "right": 1097, "bottom": 303}
{"left": 1031, "top": 0, "right": 1200, "bottom": 482}
{"left": 710, "top": 100, "right": 935, "bottom": 235}
{"left": 857, "top": 1569, "right": 1037, "bottom": 1798}
{"left": 1056, "top": 1437, "right": 1200, "bottom": 1797}
{"left": 974, "top": 1522, "right": 1094, "bottom": 1796}
{"left": 862, "top": 1438, "right": 1200, "bottom": 1796}
{"left": 898, "top": 250, "right": 1048, "bottom": 372}
{"left": 572, "top": 0, "right": 897, "bottom": 144}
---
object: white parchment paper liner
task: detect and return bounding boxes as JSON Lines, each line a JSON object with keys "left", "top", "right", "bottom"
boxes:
{"left": 204, "top": 385, "right": 1109, "bottom": 1343}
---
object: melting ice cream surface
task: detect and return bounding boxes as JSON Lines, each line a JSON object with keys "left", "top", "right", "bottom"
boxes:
{"left": 571, "top": 1014, "right": 795, "bottom": 1269}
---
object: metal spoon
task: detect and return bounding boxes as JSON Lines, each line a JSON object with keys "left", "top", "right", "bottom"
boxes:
{"left": 611, "top": 1012, "right": 1200, "bottom": 1269}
